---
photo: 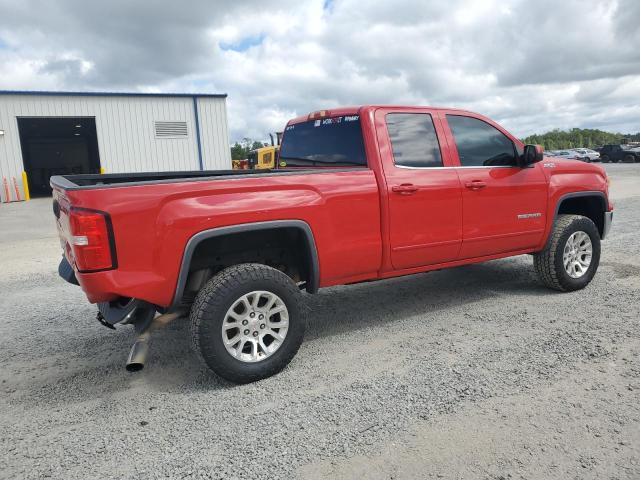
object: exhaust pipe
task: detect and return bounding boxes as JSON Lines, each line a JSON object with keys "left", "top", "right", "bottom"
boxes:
{"left": 125, "top": 311, "right": 184, "bottom": 372}
{"left": 125, "top": 332, "right": 151, "bottom": 372}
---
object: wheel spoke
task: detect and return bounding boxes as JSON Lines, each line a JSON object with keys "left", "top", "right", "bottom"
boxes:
{"left": 239, "top": 295, "right": 252, "bottom": 312}
{"left": 251, "top": 292, "right": 262, "bottom": 308}
{"left": 250, "top": 339, "right": 259, "bottom": 360}
{"left": 268, "top": 318, "right": 289, "bottom": 330}
{"left": 224, "top": 334, "right": 241, "bottom": 346}
{"left": 236, "top": 340, "right": 246, "bottom": 357}
{"left": 223, "top": 320, "right": 240, "bottom": 331}
{"left": 268, "top": 329, "right": 285, "bottom": 342}
{"left": 268, "top": 304, "right": 286, "bottom": 317}
{"left": 259, "top": 337, "right": 270, "bottom": 354}
{"left": 578, "top": 254, "right": 591, "bottom": 267}
{"left": 264, "top": 294, "right": 278, "bottom": 311}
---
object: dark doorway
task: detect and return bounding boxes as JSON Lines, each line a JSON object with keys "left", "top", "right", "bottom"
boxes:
{"left": 18, "top": 117, "right": 101, "bottom": 197}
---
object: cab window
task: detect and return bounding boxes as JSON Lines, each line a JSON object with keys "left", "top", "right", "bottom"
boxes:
{"left": 446, "top": 115, "right": 517, "bottom": 167}
{"left": 386, "top": 113, "right": 443, "bottom": 168}
{"left": 279, "top": 116, "right": 366, "bottom": 167}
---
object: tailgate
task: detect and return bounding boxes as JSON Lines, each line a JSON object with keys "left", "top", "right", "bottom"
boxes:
{"left": 52, "top": 187, "right": 75, "bottom": 267}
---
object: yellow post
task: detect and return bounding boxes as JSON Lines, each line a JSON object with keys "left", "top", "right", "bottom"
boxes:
{"left": 21, "top": 171, "right": 30, "bottom": 201}
{"left": 100, "top": 167, "right": 106, "bottom": 174}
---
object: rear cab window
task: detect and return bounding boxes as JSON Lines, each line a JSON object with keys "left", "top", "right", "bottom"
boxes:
{"left": 385, "top": 113, "right": 443, "bottom": 168}
{"left": 279, "top": 115, "right": 367, "bottom": 167}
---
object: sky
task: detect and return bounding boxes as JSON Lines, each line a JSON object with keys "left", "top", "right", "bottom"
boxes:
{"left": 0, "top": 0, "right": 638, "bottom": 143}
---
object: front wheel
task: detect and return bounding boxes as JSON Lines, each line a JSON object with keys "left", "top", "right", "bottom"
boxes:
{"left": 190, "top": 263, "right": 305, "bottom": 383}
{"left": 533, "top": 214, "right": 601, "bottom": 292}
{"left": 600, "top": 154, "right": 610, "bottom": 163}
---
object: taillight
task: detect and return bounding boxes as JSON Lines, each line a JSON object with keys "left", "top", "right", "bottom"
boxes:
{"left": 69, "top": 208, "right": 116, "bottom": 272}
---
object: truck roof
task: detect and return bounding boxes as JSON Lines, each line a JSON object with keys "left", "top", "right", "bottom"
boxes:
{"left": 287, "top": 105, "right": 474, "bottom": 125}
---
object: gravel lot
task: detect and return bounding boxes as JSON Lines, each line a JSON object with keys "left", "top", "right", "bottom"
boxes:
{"left": 1, "top": 164, "right": 639, "bottom": 479}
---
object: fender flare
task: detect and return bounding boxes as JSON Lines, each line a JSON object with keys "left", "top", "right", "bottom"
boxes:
{"left": 171, "top": 220, "right": 320, "bottom": 309}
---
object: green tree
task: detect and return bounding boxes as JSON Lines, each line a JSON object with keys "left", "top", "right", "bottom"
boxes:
{"left": 522, "top": 128, "right": 636, "bottom": 150}
{"left": 230, "top": 142, "right": 246, "bottom": 160}
{"left": 229, "top": 138, "right": 268, "bottom": 160}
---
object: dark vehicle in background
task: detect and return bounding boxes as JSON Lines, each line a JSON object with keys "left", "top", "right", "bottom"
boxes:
{"left": 599, "top": 144, "right": 640, "bottom": 163}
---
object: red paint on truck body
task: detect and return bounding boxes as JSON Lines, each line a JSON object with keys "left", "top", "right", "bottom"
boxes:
{"left": 52, "top": 105, "right": 612, "bottom": 308}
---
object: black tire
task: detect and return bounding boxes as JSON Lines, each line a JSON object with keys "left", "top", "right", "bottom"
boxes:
{"left": 533, "top": 214, "right": 601, "bottom": 292}
{"left": 600, "top": 154, "right": 610, "bottom": 163}
{"left": 583, "top": 156, "right": 591, "bottom": 163}
{"left": 190, "top": 263, "right": 305, "bottom": 383}
{"left": 623, "top": 154, "right": 635, "bottom": 163}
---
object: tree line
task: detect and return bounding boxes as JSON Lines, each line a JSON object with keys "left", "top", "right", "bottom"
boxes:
{"left": 230, "top": 138, "right": 270, "bottom": 160}
{"left": 522, "top": 128, "right": 640, "bottom": 150}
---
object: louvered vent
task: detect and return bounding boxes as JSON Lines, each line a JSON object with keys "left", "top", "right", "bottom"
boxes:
{"left": 154, "top": 121, "right": 188, "bottom": 138}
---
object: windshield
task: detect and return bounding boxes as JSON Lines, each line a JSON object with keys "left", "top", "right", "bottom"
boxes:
{"left": 279, "top": 115, "right": 367, "bottom": 167}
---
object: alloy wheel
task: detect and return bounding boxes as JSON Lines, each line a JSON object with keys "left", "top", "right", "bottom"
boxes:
{"left": 221, "top": 290, "right": 289, "bottom": 362}
{"left": 563, "top": 231, "right": 592, "bottom": 278}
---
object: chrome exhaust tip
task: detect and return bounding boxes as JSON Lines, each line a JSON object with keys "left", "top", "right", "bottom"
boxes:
{"left": 124, "top": 310, "right": 185, "bottom": 372}
{"left": 125, "top": 335, "right": 150, "bottom": 372}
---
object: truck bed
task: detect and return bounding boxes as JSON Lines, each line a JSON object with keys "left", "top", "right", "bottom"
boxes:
{"left": 51, "top": 165, "right": 382, "bottom": 307}
{"left": 50, "top": 168, "right": 333, "bottom": 190}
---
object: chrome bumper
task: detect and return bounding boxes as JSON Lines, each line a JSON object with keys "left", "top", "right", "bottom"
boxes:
{"left": 602, "top": 211, "right": 613, "bottom": 239}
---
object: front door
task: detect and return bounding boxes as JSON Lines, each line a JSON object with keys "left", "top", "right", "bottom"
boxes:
{"left": 378, "top": 110, "right": 463, "bottom": 270}
{"left": 443, "top": 113, "right": 548, "bottom": 259}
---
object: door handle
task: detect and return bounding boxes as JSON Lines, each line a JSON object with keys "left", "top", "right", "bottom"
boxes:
{"left": 464, "top": 180, "right": 486, "bottom": 190}
{"left": 392, "top": 183, "right": 418, "bottom": 195}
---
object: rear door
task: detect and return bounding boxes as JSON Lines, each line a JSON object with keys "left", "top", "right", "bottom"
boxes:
{"left": 442, "top": 112, "right": 548, "bottom": 259}
{"left": 376, "top": 108, "right": 463, "bottom": 269}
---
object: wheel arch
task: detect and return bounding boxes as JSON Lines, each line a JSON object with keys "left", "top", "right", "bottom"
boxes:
{"left": 553, "top": 191, "right": 607, "bottom": 238}
{"left": 171, "top": 220, "right": 320, "bottom": 309}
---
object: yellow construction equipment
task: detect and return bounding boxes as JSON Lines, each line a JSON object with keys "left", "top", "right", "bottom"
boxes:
{"left": 235, "top": 132, "right": 283, "bottom": 170}
{"left": 248, "top": 145, "right": 278, "bottom": 169}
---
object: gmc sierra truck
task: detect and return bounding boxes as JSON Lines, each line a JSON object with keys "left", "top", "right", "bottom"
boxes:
{"left": 51, "top": 105, "right": 613, "bottom": 383}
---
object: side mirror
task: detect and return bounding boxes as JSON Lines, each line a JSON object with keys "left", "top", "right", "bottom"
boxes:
{"left": 522, "top": 144, "right": 544, "bottom": 166}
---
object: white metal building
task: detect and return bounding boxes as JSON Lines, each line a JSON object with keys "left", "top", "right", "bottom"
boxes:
{"left": 0, "top": 91, "right": 231, "bottom": 200}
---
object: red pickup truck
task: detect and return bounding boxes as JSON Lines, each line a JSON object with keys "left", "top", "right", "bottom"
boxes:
{"left": 52, "top": 105, "right": 613, "bottom": 383}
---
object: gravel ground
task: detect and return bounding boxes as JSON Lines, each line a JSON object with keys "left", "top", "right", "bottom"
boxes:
{"left": 1, "top": 164, "right": 639, "bottom": 479}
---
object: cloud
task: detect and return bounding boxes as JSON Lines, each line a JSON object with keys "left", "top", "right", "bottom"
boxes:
{"left": 0, "top": 0, "right": 638, "bottom": 143}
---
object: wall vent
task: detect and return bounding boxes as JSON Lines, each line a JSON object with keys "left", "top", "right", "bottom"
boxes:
{"left": 154, "top": 121, "right": 188, "bottom": 138}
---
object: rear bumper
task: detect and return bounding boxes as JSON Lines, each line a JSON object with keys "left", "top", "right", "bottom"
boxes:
{"left": 602, "top": 211, "right": 613, "bottom": 240}
{"left": 59, "top": 257, "right": 151, "bottom": 326}
{"left": 58, "top": 257, "right": 79, "bottom": 285}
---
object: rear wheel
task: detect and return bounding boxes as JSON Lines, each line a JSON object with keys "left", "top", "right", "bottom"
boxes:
{"left": 533, "top": 214, "right": 601, "bottom": 292}
{"left": 600, "top": 154, "right": 610, "bottom": 163}
{"left": 190, "top": 263, "right": 305, "bottom": 383}
{"left": 583, "top": 156, "right": 591, "bottom": 163}
{"left": 623, "top": 154, "right": 635, "bottom": 163}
